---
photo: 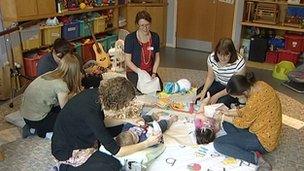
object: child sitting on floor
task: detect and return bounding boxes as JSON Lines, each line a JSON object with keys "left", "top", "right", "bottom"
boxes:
{"left": 116, "top": 113, "right": 178, "bottom": 146}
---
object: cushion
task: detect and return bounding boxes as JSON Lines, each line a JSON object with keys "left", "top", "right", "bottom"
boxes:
{"left": 5, "top": 110, "right": 26, "bottom": 128}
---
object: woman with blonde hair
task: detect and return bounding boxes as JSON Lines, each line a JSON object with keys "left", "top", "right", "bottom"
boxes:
{"left": 21, "top": 53, "right": 82, "bottom": 138}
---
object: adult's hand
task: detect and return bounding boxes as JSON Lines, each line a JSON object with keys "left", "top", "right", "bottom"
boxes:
{"left": 197, "top": 92, "right": 211, "bottom": 113}
{"left": 126, "top": 117, "right": 145, "bottom": 126}
{"left": 196, "top": 91, "right": 206, "bottom": 101}
{"left": 209, "top": 93, "right": 220, "bottom": 104}
{"left": 146, "top": 133, "right": 162, "bottom": 147}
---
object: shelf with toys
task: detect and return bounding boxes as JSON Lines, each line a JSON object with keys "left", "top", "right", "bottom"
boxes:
{"left": 240, "top": 0, "right": 304, "bottom": 70}
{"left": 0, "top": 0, "right": 125, "bottom": 100}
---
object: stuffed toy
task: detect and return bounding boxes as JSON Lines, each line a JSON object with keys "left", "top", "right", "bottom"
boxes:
{"left": 164, "top": 79, "right": 191, "bottom": 94}
{"left": 108, "top": 39, "right": 126, "bottom": 73}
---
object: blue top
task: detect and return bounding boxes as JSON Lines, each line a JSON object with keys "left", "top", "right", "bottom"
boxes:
{"left": 124, "top": 31, "right": 160, "bottom": 70}
{"left": 37, "top": 53, "right": 58, "bottom": 76}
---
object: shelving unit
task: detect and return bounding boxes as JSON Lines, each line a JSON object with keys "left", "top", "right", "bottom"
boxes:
{"left": 241, "top": 0, "right": 304, "bottom": 69}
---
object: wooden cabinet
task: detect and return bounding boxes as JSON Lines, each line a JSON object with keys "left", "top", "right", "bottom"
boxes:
{"left": 126, "top": 3, "right": 167, "bottom": 46}
{"left": 0, "top": 0, "right": 56, "bottom": 22}
{"left": 36, "top": 0, "right": 56, "bottom": 16}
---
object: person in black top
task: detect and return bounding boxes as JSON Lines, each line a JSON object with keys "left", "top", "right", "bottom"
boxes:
{"left": 37, "top": 38, "right": 72, "bottom": 76}
{"left": 51, "top": 77, "right": 162, "bottom": 171}
{"left": 124, "top": 10, "right": 163, "bottom": 90}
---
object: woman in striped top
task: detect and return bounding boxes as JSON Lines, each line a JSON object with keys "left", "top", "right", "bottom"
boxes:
{"left": 197, "top": 38, "right": 246, "bottom": 108}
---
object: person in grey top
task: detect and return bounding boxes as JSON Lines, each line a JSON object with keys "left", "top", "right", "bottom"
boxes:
{"left": 21, "top": 53, "right": 82, "bottom": 138}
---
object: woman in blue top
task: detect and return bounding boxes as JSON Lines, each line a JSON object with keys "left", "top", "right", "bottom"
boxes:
{"left": 124, "top": 10, "right": 163, "bottom": 90}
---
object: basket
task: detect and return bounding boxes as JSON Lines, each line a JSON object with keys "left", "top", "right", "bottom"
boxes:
{"left": 23, "top": 53, "right": 43, "bottom": 78}
{"left": 272, "top": 61, "right": 295, "bottom": 80}
{"left": 20, "top": 26, "right": 41, "bottom": 51}
{"left": 41, "top": 24, "right": 63, "bottom": 46}
{"left": 62, "top": 21, "right": 80, "bottom": 40}
{"left": 93, "top": 16, "right": 107, "bottom": 34}
{"left": 79, "top": 20, "right": 94, "bottom": 37}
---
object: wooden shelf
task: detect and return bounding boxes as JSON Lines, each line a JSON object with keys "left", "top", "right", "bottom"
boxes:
{"left": 117, "top": 4, "right": 127, "bottom": 8}
{"left": 247, "top": 61, "right": 275, "bottom": 71}
{"left": 242, "top": 21, "right": 304, "bottom": 32}
{"left": 246, "top": 0, "right": 304, "bottom": 6}
{"left": 57, "top": 5, "right": 116, "bottom": 16}
{"left": 17, "top": 5, "right": 116, "bottom": 22}
{"left": 127, "top": 3, "right": 165, "bottom": 7}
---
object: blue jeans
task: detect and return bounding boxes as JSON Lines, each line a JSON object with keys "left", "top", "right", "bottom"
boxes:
{"left": 213, "top": 122, "right": 268, "bottom": 164}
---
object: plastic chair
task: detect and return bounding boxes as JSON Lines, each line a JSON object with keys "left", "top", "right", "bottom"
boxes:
{"left": 272, "top": 61, "right": 295, "bottom": 80}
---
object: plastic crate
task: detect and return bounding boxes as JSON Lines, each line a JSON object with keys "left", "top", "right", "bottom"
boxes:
{"left": 266, "top": 51, "right": 279, "bottom": 64}
{"left": 74, "top": 42, "right": 82, "bottom": 58}
{"left": 285, "top": 34, "right": 303, "bottom": 52}
{"left": 278, "top": 49, "right": 300, "bottom": 65}
{"left": 20, "top": 26, "right": 41, "bottom": 51}
{"left": 79, "top": 20, "right": 94, "bottom": 37}
{"left": 93, "top": 16, "right": 107, "bottom": 34}
{"left": 62, "top": 22, "right": 80, "bottom": 40}
{"left": 97, "top": 37, "right": 109, "bottom": 52}
{"left": 82, "top": 41, "right": 96, "bottom": 63}
{"left": 41, "top": 24, "right": 62, "bottom": 46}
{"left": 23, "top": 53, "right": 43, "bottom": 78}
{"left": 106, "top": 34, "right": 118, "bottom": 50}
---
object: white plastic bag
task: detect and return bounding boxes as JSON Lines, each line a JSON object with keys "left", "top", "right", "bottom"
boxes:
{"left": 137, "top": 70, "right": 160, "bottom": 94}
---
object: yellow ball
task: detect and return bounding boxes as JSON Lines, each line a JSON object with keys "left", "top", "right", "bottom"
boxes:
{"left": 80, "top": 3, "right": 86, "bottom": 10}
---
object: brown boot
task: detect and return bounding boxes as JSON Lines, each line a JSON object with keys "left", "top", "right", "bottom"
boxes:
{"left": 0, "top": 147, "right": 5, "bottom": 161}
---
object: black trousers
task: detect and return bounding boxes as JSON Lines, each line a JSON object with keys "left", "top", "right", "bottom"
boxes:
{"left": 24, "top": 106, "right": 61, "bottom": 138}
{"left": 196, "top": 81, "right": 238, "bottom": 108}
{"left": 126, "top": 71, "right": 163, "bottom": 92}
{"left": 59, "top": 125, "right": 124, "bottom": 171}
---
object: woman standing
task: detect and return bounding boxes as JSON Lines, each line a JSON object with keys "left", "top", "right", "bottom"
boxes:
{"left": 197, "top": 38, "right": 246, "bottom": 108}
{"left": 51, "top": 77, "right": 162, "bottom": 170}
{"left": 124, "top": 10, "right": 162, "bottom": 89}
{"left": 21, "top": 53, "right": 82, "bottom": 138}
{"left": 214, "top": 72, "right": 282, "bottom": 170}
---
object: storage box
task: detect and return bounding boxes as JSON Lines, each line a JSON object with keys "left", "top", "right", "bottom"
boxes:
{"left": 23, "top": 53, "right": 43, "bottom": 78}
{"left": 285, "top": 34, "right": 303, "bottom": 52}
{"left": 82, "top": 41, "right": 96, "bottom": 63}
{"left": 97, "top": 37, "right": 109, "bottom": 52}
{"left": 62, "top": 22, "right": 80, "bottom": 40}
{"left": 20, "top": 26, "right": 41, "bottom": 51}
{"left": 41, "top": 24, "right": 63, "bottom": 46}
{"left": 249, "top": 38, "right": 268, "bottom": 62}
{"left": 266, "top": 51, "right": 279, "bottom": 64}
{"left": 278, "top": 49, "right": 300, "bottom": 65}
{"left": 79, "top": 20, "right": 94, "bottom": 37}
{"left": 106, "top": 34, "right": 118, "bottom": 50}
{"left": 74, "top": 42, "right": 82, "bottom": 58}
{"left": 93, "top": 16, "right": 107, "bottom": 34}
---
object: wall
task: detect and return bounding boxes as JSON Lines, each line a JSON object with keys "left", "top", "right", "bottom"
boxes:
{"left": 231, "top": 0, "right": 244, "bottom": 49}
{"left": 166, "top": 0, "right": 176, "bottom": 47}
{"left": 0, "top": 12, "right": 8, "bottom": 68}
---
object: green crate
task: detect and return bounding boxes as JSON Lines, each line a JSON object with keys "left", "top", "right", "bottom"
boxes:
{"left": 74, "top": 42, "right": 82, "bottom": 58}
{"left": 96, "top": 37, "right": 109, "bottom": 52}
{"left": 79, "top": 20, "right": 94, "bottom": 37}
{"left": 106, "top": 34, "right": 118, "bottom": 50}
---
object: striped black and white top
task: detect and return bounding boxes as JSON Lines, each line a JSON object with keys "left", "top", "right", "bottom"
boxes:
{"left": 207, "top": 52, "right": 246, "bottom": 86}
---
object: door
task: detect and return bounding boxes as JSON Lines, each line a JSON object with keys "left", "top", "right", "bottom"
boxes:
{"left": 214, "top": 1, "right": 235, "bottom": 46}
{"left": 176, "top": 0, "right": 218, "bottom": 52}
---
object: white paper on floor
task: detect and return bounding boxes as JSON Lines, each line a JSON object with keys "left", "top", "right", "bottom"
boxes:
{"left": 282, "top": 114, "right": 304, "bottom": 130}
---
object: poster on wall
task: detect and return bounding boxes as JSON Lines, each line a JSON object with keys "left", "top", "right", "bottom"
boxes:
{"left": 219, "top": 0, "right": 234, "bottom": 4}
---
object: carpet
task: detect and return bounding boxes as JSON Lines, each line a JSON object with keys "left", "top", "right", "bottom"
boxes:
{"left": 0, "top": 67, "right": 303, "bottom": 171}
